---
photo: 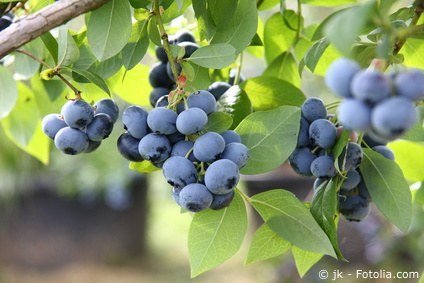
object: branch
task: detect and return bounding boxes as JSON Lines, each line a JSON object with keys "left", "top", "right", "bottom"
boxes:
{"left": 0, "top": 0, "right": 111, "bottom": 59}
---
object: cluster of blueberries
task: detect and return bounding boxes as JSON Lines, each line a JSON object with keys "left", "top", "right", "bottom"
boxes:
{"left": 149, "top": 29, "right": 241, "bottom": 108}
{"left": 41, "top": 99, "right": 119, "bottom": 154}
{"left": 289, "top": 97, "right": 395, "bottom": 222}
{"left": 117, "top": 88, "right": 249, "bottom": 213}
{"left": 326, "top": 58, "right": 423, "bottom": 143}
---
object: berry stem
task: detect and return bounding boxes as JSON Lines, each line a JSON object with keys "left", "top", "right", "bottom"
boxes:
{"left": 15, "top": 49, "right": 82, "bottom": 98}
{"left": 236, "top": 187, "right": 252, "bottom": 203}
{"left": 152, "top": 0, "right": 180, "bottom": 83}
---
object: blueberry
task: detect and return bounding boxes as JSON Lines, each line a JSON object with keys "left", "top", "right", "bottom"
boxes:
{"left": 288, "top": 147, "right": 316, "bottom": 176}
{"left": 42, "top": 114, "right": 67, "bottom": 140}
{"left": 162, "top": 156, "right": 197, "bottom": 189}
{"left": 351, "top": 70, "right": 391, "bottom": 103}
{"left": 147, "top": 107, "right": 178, "bottom": 135}
{"left": 94, "top": 99, "right": 119, "bottom": 123}
{"left": 167, "top": 132, "right": 185, "bottom": 144}
{"left": 86, "top": 113, "right": 113, "bottom": 141}
{"left": 179, "top": 183, "right": 213, "bottom": 212}
{"left": 340, "top": 142, "right": 363, "bottom": 171}
{"left": 155, "top": 95, "right": 169, "bottom": 108}
{"left": 193, "top": 132, "right": 226, "bottom": 162}
{"left": 149, "top": 62, "right": 174, "bottom": 89}
{"left": 337, "top": 99, "right": 372, "bottom": 131}
{"left": 313, "top": 178, "right": 327, "bottom": 193}
{"left": 310, "top": 155, "right": 336, "bottom": 178}
{"left": 357, "top": 177, "right": 371, "bottom": 201}
{"left": 301, "top": 97, "right": 327, "bottom": 123}
{"left": 117, "top": 132, "right": 143, "bottom": 162}
{"left": 207, "top": 82, "right": 231, "bottom": 100}
{"left": 204, "top": 159, "right": 240, "bottom": 195}
{"left": 176, "top": 108, "right": 208, "bottom": 135}
{"left": 372, "top": 145, "right": 395, "bottom": 160}
{"left": 85, "top": 140, "right": 102, "bottom": 153}
{"left": 54, "top": 127, "right": 89, "bottom": 155}
{"left": 325, "top": 58, "right": 360, "bottom": 98}
{"left": 61, "top": 100, "right": 94, "bottom": 129}
{"left": 210, "top": 191, "right": 235, "bottom": 210}
{"left": 395, "top": 69, "right": 424, "bottom": 101}
{"left": 122, "top": 106, "right": 149, "bottom": 139}
{"left": 297, "top": 117, "right": 310, "bottom": 147}
{"left": 341, "top": 170, "right": 361, "bottom": 190}
{"left": 220, "top": 130, "right": 242, "bottom": 145}
{"left": 179, "top": 41, "right": 199, "bottom": 58}
{"left": 171, "top": 140, "right": 196, "bottom": 162}
{"left": 371, "top": 96, "right": 417, "bottom": 139}
{"left": 175, "top": 30, "right": 196, "bottom": 43}
{"left": 150, "top": 87, "right": 169, "bottom": 107}
{"left": 221, "top": 142, "right": 249, "bottom": 168}
{"left": 309, "top": 119, "right": 337, "bottom": 149}
{"left": 138, "top": 133, "right": 171, "bottom": 163}
{"left": 155, "top": 46, "right": 168, "bottom": 63}
{"left": 187, "top": 90, "right": 217, "bottom": 114}
{"left": 338, "top": 195, "right": 370, "bottom": 222}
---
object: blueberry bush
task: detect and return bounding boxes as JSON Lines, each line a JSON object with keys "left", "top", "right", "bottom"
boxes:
{"left": 0, "top": 0, "right": 424, "bottom": 278}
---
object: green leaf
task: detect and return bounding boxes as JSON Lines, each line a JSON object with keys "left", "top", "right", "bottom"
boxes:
{"left": 324, "top": 1, "right": 376, "bottom": 55}
{"left": 188, "top": 43, "right": 236, "bottom": 69}
{"left": 108, "top": 66, "right": 151, "bottom": 106}
{"left": 332, "top": 130, "right": 350, "bottom": 173}
{"left": 251, "top": 189, "right": 336, "bottom": 257}
{"left": 162, "top": 0, "right": 191, "bottom": 23}
{"left": 264, "top": 11, "right": 300, "bottom": 63}
{"left": 170, "top": 44, "right": 185, "bottom": 59}
{"left": 122, "top": 20, "right": 149, "bottom": 70}
{"left": 204, "top": 112, "right": 233, "bottom": 133}
{"left": 129, "top": 0, "right": 151, "bottom": 8}
{"left": 14, "top": 39, "right": 44, "bottom": 80}
{"left": 310, "top": 179, "right": 344, "bottom": 259}
{"left": 360, "top": 148, "right": 412, "bottom": 232}
{"left": 207, "top": 0, "right": 237, "bottom": 28}
{"left": 129, "top": 160, "right": 160, "bottom": 173}
{"left": 189, "top": 191, "right": 247, "bottom": 277}
{"left": 250, "top": 33, "right": 263, "bottom": 46}
{"left": 40, "top": 32, "right": 58, "bottom": 64}
{"left": 66, "top": 68, "right": 110, "bottom": 96}
{"left": 217, "top": 85, "right": 252, "bottom": 129}
{"left": 264, "top": 52, "right": 301, "bottom": 87}
{"left": 87, "top": 0, "right": 132, "bottom": 61}
{"left": 88, "top": 53, "right": 123, "bottom": 79}
{"left": 388, "top": 141, "right": 424, "bottom": 182}
{"left": 401, "top": 38, "right": 424, "bottom": 69}
{"left": 1, "top": 83, "right": 50, "bottom": 164}
{"left": 241, "top": 77, "right": 305, "bottom": 111}
{"left": 292, "top": 246, "right": 323, "bottom": 278}
{"left": 246, "top": 223, "right": 291, "bottom": 265}
{"left": 235, "top": 106, "right": 300, "bottom": 175}
{"left": 304, "top": 38, "right": 330, "bottom": 73}
{"left": 402, "top": 107, "right": 424, "bottom": 141}
{"left": 0, "top": 66, "right": 18, "bottom": 120}
{"left": 186, "top": 63, "right": 211, "bottom": 90}
{"left": 301, "top": 0, "right": 356, "bottom": 6}
{"left": 148, "top": 16, "right": 162, "bottom": 46}
{"left": 209, "top": 0, "right": 258, "bottom": 53}
{"left": 57, "top": 28, "right": 80, "bottom": 67}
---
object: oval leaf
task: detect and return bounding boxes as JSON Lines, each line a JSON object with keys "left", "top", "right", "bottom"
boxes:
{"left": 0, "top": 66, "right": 18, "bottom": 119}
{"left": 204, "top": 111, "right": 233, "bottom": 133}
{"left": 67, "top": 68, "right": 111, "bottom": 96}
{"left": 57, "top": 28, "right": 80, "bottom": 67}
{"left": 217, "top": 85, "right": 252, "bottom": 129}
{"left": 188, "top": 43, "right": 236, "bottom": 69}
{"left": 129, "top": 160, "right": 160, "bottom": 173}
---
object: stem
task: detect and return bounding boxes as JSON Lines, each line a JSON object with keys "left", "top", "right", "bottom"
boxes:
{"left": 292, "top": 0, "right": 302, "bottom": 47}
{"left": 236, "top": 187, "right": 252, "bottom": 203}
{"left": 15, "top": 49, "right": 81, "bottom": 98}
{"left": 392, "top": 0, "right": 424, "bottom": 56}
{"left": 152, "top": 0, "right": 179, "bottom": 83}
{"left": 233, "top": 53, "right": 243, "bottom": 86}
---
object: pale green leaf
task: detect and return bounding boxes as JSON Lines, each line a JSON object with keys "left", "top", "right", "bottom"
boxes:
{"left": 292, "top": 246, "right": 323, "bottom": 278}
{"left": 0, "top": 66, "right": 18, "bottom": 119}
{"left": 388, "top": 140, "right": 424, "bottom": 182}
{"left": 188, "top": 44, "right": 236, "bottom": 69}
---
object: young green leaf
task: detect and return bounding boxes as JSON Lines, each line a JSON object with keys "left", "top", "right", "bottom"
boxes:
{"left": 147, "top": 16, "right": 162, "bottom": 46}
{"left": 235, "top": 106, "right": 300, "bottom": 175}
{"left": 188, "top": 43, "right": 237, "bottom": 69}
{"left": 207, "top": 0, "right": 237, "bottom": 28}
{"left": 246, "top": 223, "right": 291, "bottom": 265}
{"left": 360, "top": 148, "right": 412, "bottom": 232}
{"left": 57, "top": 28, "right": 80, "bottom": 67}
{"left": 250, "top": 189, "right": 336, "bottom": 257}
{"left": 0, "top": 66, "right": 18, "bottom": 120}
{"left": 122, "top": 20, "right": 150, "bottom": 70}
{"left": 264, "top": 52, "right": 301, "bottom": 87}
{"left": 67, "top": 68, "right": 111, "bottom": 96}
{"left": 14, "top": 39, "right": 44, "bottom": 80}
{"left": 388, "top": 141, "right": 424, "bottom": 182}
{"left": 304, "top": 38, "right": 330, "bottom": 73}
{"left": 189, "top": 191, "right": 247, "bottom": 277}
{"left": 241, "top": 76, "right": 305, "bottom": 111}
{"left": 40, "top": 32, "right": 58, "bottom": 64}
{"left": 129, "top": 160, "right": 160, "bottom": 173}
{"left": 292, "top": 246, "right": 323, "bottom": 278}
{"left": 302, "top": 0, "right": 355, "bottom": 6}
{"left": 204, "top": 112, "right": 233, "bottom": 133}
{"left": 185, "top": 63, "right": 211, "bottom": 90}
{"left": 217, "top": 85, "right": 252, "bottom": 129}
{"left": 87, "top": 0, "right": 132, "bottom": 61}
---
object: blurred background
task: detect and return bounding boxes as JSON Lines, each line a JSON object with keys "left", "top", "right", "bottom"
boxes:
{"left": 1, "top": 0, "right": 423, "bottom": 282}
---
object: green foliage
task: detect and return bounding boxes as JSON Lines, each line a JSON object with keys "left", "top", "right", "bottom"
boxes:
{"left": 204, "top": 111, "right": 233, "bottom": 133}
{"left": 0, "top": 66, "right": 18, "bottom": 119}
{"left": 188, "top": 44, "right": 236, "bottom": 69}
{"left": 188, "top": 191, "right": 247, "bottom": 277}
{"left": 122, "top": 20, "right": 150, "bottom": 70}
{"left": 235, "top": 106, "right": 300, "bottom": 175}
{"left": 360, "top": 149, "right": 412, "bottom": 232}
{"left": 217, "top": 85, "right": 252, "bottom": 128}
{"left": 388, "top": 141, "right": 424, "bottom": 182}
{"left": 129, "top": 160, "right": 160, "bottom": 173}
{"left": 264, "top": 52, "right": 301, "bottom": 87}
{"left": 292, "top": 246, "right": 323, "bottom": 277}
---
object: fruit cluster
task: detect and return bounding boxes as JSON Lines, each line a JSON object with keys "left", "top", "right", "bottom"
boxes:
{"left": 117, "top": 87, "right": 249, "bottom": 212}
{"left": 326, "top": 58, "right": 422, "bottom": 143}
{"left": 289, "top": 97, "right": 395, "bottom": 222}
{"left": 42, "top": 99, "right": 119, "bottom": 154}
